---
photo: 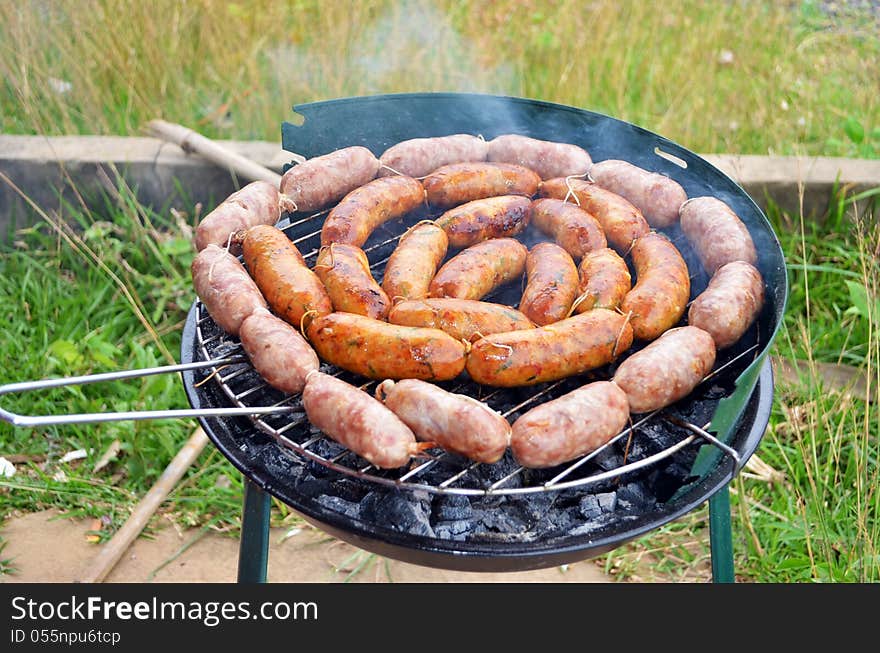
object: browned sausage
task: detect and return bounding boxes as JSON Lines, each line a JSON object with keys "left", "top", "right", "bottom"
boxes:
{"left": 191, "top": 244, "right": 267, "bottom": 336}
{"left": 195, "top": 180, "right": 284, "bottom": 252}
{"left": 530, "top": 198, "right": 606, "bottom": 260}
{"left": 429, "top": 238, "right": 528, "bottom": 301}
{"left": 612, "top": 326, "right": 716, "bottom": 413}
{"left": 466, "top": 308, "right": 634, "bottom": 387}
{"left": 538, "top": 178, "right": 650, "bottom": 253}
{"left": 377, "top": 379, "right": 511, "bottom": 464}
{"left": 589, "top": 159, "right": 687, "bottom": 228}
{"left": 520, "top": 243, "right": 579, "bottom": 326}
{"left": 302, "top": 371, "right": 419, "bottom": 469}
{"left": 573, "top": 248, "right": 631, "bottom": 314}
{"left": 381, "top": 222, "right": 448, "bottom": 302}
{"left": 422, "top": 163, "right": 541, "bottom": 209}
{"left": 306, "top": 312, "right": 467, "bottom": 381}
{"left": 320, "top": 175, "right": 425, "bottom": 247}
{"left": 239, "top": 308, "right": 319, "bottom": 394}
{"left": 388, "top": 298, "right": 534, "bottom": 342}
{"left": 279, "top": 146, "right": 380, "bottom": 213}
{"left": 511, "top": 381, "right": 629, "bottom": 468}
{"left": 679, "top": 196, "right": 758, "bottom": 275}
{"left": 620, "top": 232, "right": 690, "bottom": 341}
{"left": 378, "top": 134, "right": 488, "bottom": 178}
{"left": 314, "top": 243, "right": 390, "bottom": 320}
{"left": 688, "top": 261, "right": 764, "bottom": 349}
{"left": 487, "top": 134, "right": 592, "bottom": 180}
{"left": 242, "top": 225, "right": 332, "bottom": 327}
{"left": 435, "top": 195, "right": 532, "bottom": 249}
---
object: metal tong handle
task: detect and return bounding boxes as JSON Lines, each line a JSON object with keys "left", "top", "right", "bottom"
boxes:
{"left": 0, "top": 357, "right": 296, "bottom": 427}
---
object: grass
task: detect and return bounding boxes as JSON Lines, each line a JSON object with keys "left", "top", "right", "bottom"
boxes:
{"left": 0, "top": 1, "right": 878, "bottom": 582}
{"left": 1, "top": 1, "right": 878, "bottom": 157}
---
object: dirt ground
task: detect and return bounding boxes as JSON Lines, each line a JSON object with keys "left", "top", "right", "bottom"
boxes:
{"left": 0, "top": 510, "right": 611, "bottom": 583}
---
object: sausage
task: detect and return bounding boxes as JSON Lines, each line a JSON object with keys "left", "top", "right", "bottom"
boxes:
{"left": 435, "top": 195, "right": 531, "bottom": 249}
{"left": 194, "top": 180, "right": 284, "bottom": 252}
{"left": 620, "top": 232, "right": 690, "bottom": 341}
{"left": 428, "top": 238, "right": 528, "bottom": 301}
{"left": 679, "top": 196, "right": 758, "bottom": 275}
{"left": 388, "top": 298, "right": 534, "bottom": 342}
{"left": 378, "top": 134, "right": 488, "bottom": 178}
{"left": 589, "top": 159, "right": 687, "bottom": 228}
{"left": 688, "top": 261, "right": 765, "bottom": 349}
{"left": 191, "top": 244, "right": 267, "bottom": 336}
{"left": 519, "top": 243, "right": 579, "bottom": 326}
{"left": 530, "top": 198, "right": 607, "bottom": 260}
{"left": 279, "top": 146, "right": 380, "bottom": 213}
{"left": 511, "top": 381, "right": 629, "bottom": 468}
{"left": 487, "top": 134, "right": 592, "bottom": 180}
{"left": 612, "top": 326, "right": 716, "bottom": 413}
{"left": 466, "top": 308, "right": 634, "bottom": 387}
{"left": 377, "top": 379, "right": 511, "bottom": 464}
{"left": 573, "top": 248, "right": 631, "bottom": 314}
{"left": 302, "top": 371, "right": 419, "bottom": 469}
{"left": 314, "top": 243, "right": 391, "bottom": 320}
{"left": 538, "top": 178, "right": 650, "bottom": 253}
{"left": 242, "top": 225, "right": 332, "bottom": 327}
{"left": 382, "top": 222, "right": 448, "bottom": 302}
{"left": 320, "top": 175, "right": 425, "bottom": 247}
{"left": 306, "top": 312, "right": 467, "bottom": 381}
{"left": 422, "top": 162, "right": 541, "bottom": 209}
{"left": 239, "top": 308, "right": 320, "bottom": 394}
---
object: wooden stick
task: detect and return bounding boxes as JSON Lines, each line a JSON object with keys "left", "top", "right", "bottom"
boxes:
{"left": 77, "top": 427, "right": 210, "bottom": 583}
{"left": 145, "top": 119, "right": 283, "bottom": 186}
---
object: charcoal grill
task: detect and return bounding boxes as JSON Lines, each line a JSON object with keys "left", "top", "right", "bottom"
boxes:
{"left": 0, "top": 93, "right": 787, "bottom": 582}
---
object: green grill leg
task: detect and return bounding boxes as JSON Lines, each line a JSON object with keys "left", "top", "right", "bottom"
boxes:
{"left": 709, "top": 484, "right": 735, "bottom": 583}
{"left": 238, "top": 478, "right": 270, "bottom": 583}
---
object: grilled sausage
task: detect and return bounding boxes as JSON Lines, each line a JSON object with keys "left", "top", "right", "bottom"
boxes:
{"left": 530, "top": 198, "right": 607, "bottom": 260}
{"left": 302, "top": 371, "right": 419, "bottom": 469}
{"left": 429, "top": 238, "right": 528, "bottom": 301}
{"left": 378, "top": 134, "right": 488, "bottom": 178}
{"left": 589, "top": 159, "right": 687, "bottom": 228}
{"left": 306, "top": 312, "right": 467, "bottom": 381}
{"left": 422, "top": 162, "right": 541, "bottom": 209}
{"left": 314, "top": 243, "right": 391, "bottom": 320}
{"left": 382, "top": 222, "right": 448, "bottom": 302}
{"left": 435, "top": 195, "right": 532, "bottom": 249}
{"left": 679, "top": 196, "right": 758, "bottom": 275}
{"left": 191, "top": 244, "right": 267, "bottom": 336}
{"left": 520, "top": 243, "right": 579, "bottom": 326}
{"left": 487, "top": 134, "right": 592, "bottom": 180}
{"left": 320, "top": 175, "right": 425, "bottom": 247}
{"left": 280, "top": 146, "right": 380, "bottom": 213}
{"left": 688, "top": 261, "right": 765, "bottom": 349}
{"left": 377, "top": 379, "right": 511, "bottom": 464}
{"left": 620, "top": 232, "right": 690, "bottom": 341}
{"left": 511, "top": 381, "right": 629, "bottom": 468}
{"left": 388, "top": 298, "right": 534, "bottom": 342}
{"left": 612, "top": 326, "right": 716, "bottom": 413}
{"left": 539, "top": 178, "right": 650, "bottom": 253}
{"left": 573, "top": 248, "right": 631, "bottom": 314}
{"left": 466, "top": 308, "right": 634, "bottom": 387}
{"left": 242, "top": 225, "right": 332, "bottom": 327}
{"left": 194, "top": 180, "right": 285, "bottom": 252}
{"left": 239, "top": 308, "right": 319, "bottom": 394}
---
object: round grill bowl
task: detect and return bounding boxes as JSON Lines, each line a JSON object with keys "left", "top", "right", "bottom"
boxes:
{"left": 181, "top": 93, "right": 787, "bottom": 573}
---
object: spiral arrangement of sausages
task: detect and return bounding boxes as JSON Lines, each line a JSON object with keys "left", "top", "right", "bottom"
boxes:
{"left": 191, "top": 134, "right": 764, "bottom": 470}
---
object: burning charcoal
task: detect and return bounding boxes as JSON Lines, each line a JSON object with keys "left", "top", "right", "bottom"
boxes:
{"left": 478, "top": 505, "right": 529, "bottom": 534}
{"left": 579, "top": 494, "right": 602, "bottom": 520}
{"left": 616, "top": 483, "right": 649, "bottom": 512}
{"left": 295, "top": 478, "right": 334, "bottom": 499}
{"left": 434, "top": 520, "right": 474, "bottom": 541}
{"left": 362, "top": 491, "right": 435, "bottom": 538}
{"left": 518, "top": 492, "right": 556, "bottom": 522}
{"left": 433, "top": 494, "right": 473, "bottom": 521}
{"left": 597, "top": 492, "right": 618, "bottom": 513}
{"left": 316, "top": 494, "right": 360, "bottom": 519}
{"left": 593, "top": 448, "right": 624, "bottom": 472}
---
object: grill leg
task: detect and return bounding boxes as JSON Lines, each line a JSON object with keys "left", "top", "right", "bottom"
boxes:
{"left": 237, "top": 478, "right": 270, "bottom": 583}
{"left": 708, "top": 484, "right": 735, "bottom": 583}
